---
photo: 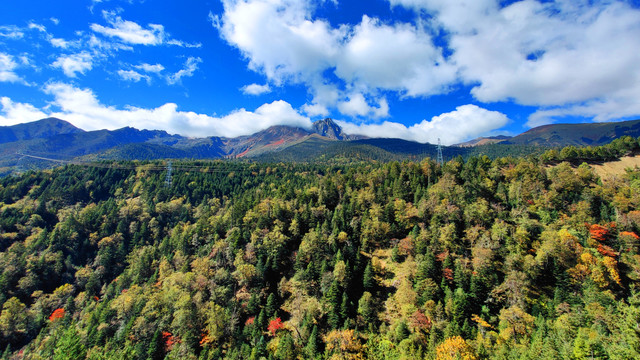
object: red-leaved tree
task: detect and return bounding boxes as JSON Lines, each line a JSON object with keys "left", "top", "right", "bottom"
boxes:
{"left": 49, "top": 308, "right": 65, "bottom": 322}
{"left": 268, "top": 317, "right": 284, "bottom": 336}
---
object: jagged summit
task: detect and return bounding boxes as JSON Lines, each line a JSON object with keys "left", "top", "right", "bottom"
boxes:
{"left": 311, "top": 118, "right": 365, "bottom": 140}
{"left": 312, "top": 118, "right": 346, "bottom": 140}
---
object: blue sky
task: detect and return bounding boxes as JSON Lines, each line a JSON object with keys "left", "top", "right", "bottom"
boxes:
{"left": 1, "top": 0, "right": 639, "bottom": 145}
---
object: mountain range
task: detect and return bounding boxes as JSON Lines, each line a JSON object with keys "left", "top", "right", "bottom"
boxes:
{"left": 2, "top": 117, "right": 640, "bottom": 174}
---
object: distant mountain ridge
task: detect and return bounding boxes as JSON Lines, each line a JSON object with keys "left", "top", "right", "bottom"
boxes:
{"left": 2, "top": 117, "right": 640, "bottom": 174}
{"left": 0, "top": 117, "right": 84, "bottom": 144}
{"left": 455, "top": 135, "right": 512, "bottom": 147}
{"left": 457, "top": 119, "right": 640, "bottom": 147}
{"left": 504, "top": 119, "right": 640, "bottom": 147}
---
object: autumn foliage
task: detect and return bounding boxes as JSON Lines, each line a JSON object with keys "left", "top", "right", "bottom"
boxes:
{"left": 436, "top": 336, "right": 477, "bottom": 360}
{"left": 4, "top": 141, "right": 640, "bottom": 359}
{"left": 162, "top": 331, "right": 179, "bottom": 351}
{"left": 267, "top": 317, "right": 284, "bottom": 336}
{"left": 49, "top": 308, "right": 65, "bottom": 322}
{"left": 588, "top": 223, "right": 616, "bottom": 242}
{"left": 442, "top": 268, "right": 454, "bottom": 281}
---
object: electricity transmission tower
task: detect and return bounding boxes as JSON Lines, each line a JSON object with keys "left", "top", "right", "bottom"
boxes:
{"left": 165, "top": 161, "right": 173, "bottom": 187}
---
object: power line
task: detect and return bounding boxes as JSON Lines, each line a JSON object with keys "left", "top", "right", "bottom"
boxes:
{"left": 15, "top": 153, "right": 258, "bottom": 174}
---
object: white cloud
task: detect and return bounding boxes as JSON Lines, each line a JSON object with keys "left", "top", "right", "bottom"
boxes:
{"left": 215, "top": 0, "right": 640, "bottom": 124}
{"left": 301, "top": 103, "right": 329, "bottom": 117}
{"left": 0, "top": 53, "right": 22, "bottom": 83}
{"left": 241, "top": 83, "right": 271, "bottom": 95}
{"left": 337, "top": 93, "right": 389, "bottom": 119}
{"left": 214, "top": 0, "right": 455, "bottom": 117}
{"left": 373, "top": 97, "right": 389, "bottom": 119}
{"left": 117, "top": 69, "right": 149, "bottom": 83}
{"left": 0, "top": 97, "right": 48, "bottom": 126}
{"left": 50, "top": 38, "right": 68, "bottom": 48}
{"left": 214, "top": 1, "right": 342, "bottom": 84}
{"left": 50, "top": 17, "right": 60, "bottom": 25}
{"left": 166, "top": 57, "right": 201, "bottom": 85}
{"left": 91, "top": 11, "right": 165, "bottom": 45}
{"left": 28, "top": 22, "right": 46, "bottom": 33}
{"left": 136, "top": 63, "right": 165, "bottom": 73}
{"left": 166, "top": 39, "right": 202, "bottom": 48}
{"left": 49, "top": 37, "right": 80, "bottom": 49}
{"left": 51, "top": 52, "right": 93, "bottom": 77}
{"left": 0, "top": 25, "right": 24, "bottom": 39}
{"left": 390, "top": 0, "right": 640, "bottom": 124}
{"left": 88, "top": 34, "right": 134, "bottom": 52}
{"left": 528, "top": 94, "right": 640, "bottom": 128}
{"left": 337, "top": 93, "right": 370, "bottom": 117}
{"left": 2, "top": 83, "right": 311, "bottom": 138}
{"left": 337, "top": 104, "right": 509, "bottom": 145}
{"left": 90, "top": 10, "right": 199, "bottom": 49}
{"left": 336, "top": 15, "right": 456, "bottom": 97}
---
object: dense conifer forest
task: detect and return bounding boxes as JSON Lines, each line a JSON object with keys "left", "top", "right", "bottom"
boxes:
{"left": 1, "top": 137, "right": 640, "bottom": 359}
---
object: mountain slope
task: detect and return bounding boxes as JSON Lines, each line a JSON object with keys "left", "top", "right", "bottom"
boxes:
{"left": 505, "top": 119, "right": 640, "bottom": 147}
{"left": 0, "top": 126, "right": 180, "bottom": 171}
{"left": 5, "top": 117, "right": 640, "bottom": 175}
{"left": 312, "top": 118, "right": 364, "bottom": 140}
{"left": 455, "top": 135, "right": 512, "bottom": 147}
{"left": 0, "top": 118, "right": 83, "bottom": 144}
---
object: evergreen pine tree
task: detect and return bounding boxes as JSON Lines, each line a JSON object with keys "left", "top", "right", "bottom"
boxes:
{"left": 266, "top": 293, "right": 278, "bottom": 318}
{"left": 147, "top": 329, "right": 164, "bottom": 360}
{"left": 274, "top": 332, "right": 295, "bottom": 360}
{"left": 340, "top": 291, "right": 349, "bottom": 325}
{"left": 326, "top": 279, "right": 341, "bottom": 329}
{"left": 305, "top": 325, "right": 319, "bottom": 357}
{"left": 363, "top": 262, "right": 374, "bottom": 291}
{"left": 53, "top": 326, "right": 86, "bottom": 360}
{"left": 1, "top": 344, "right": 10, "bottom": 360}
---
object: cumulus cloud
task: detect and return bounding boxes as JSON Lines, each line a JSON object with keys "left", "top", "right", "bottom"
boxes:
{"left": 166, "top": 57, "right": 201, "bottom": 85}
{"left": 336, "top": 93, "right": 389, "bottom": 119}
{"left": 389, "top": 0, "right": 640, "bottom": 125}
{"left": 241, "top": 83, "right": 271, "bottom": 95}
{"left": 337, "top": 104, "right": 509, "bottom": 145}
{"left": 1, "top": 83, "right": 312, "bottom": 138}
{"left": 91, "top": 11, "right": 166, "bottom": 45}
{"left": 214, "top": 0, "right": 455, "bottom": 117}
{"left": 214, "top": 0, "right": 640, "bottom": 124}
{"left": 213, "top": 1, "right": 341, "bottom": 84}
{"left": 301, "top": 103, "right": 329, "bottom": 117}
{"left": 0, "top": 97, "right": 48, "bottom": 125}
{"left": 52, "top": 52, "right": 93, "bottom": 77}
{"left": 336, "top": 16, "right": 456, "bottom": 97}
{"left": 0, "top": 53, "right": 22, "bottom": 83}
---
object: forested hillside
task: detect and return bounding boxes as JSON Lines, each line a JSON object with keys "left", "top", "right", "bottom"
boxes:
{"left": 1, "top": 139, "right": 640, "bottom": 359}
